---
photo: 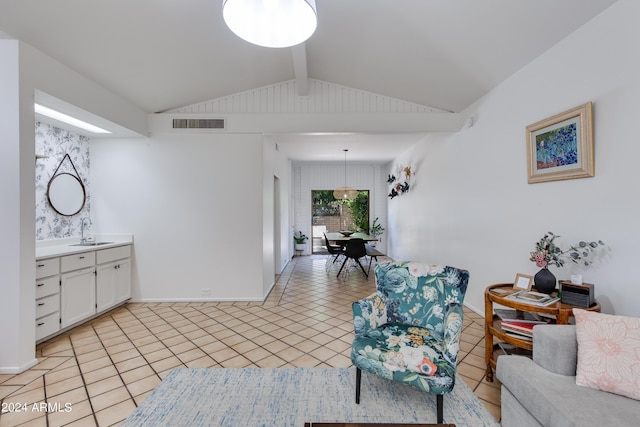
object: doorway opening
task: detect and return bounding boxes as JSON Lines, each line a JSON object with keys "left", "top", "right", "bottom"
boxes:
{"left": 311, "top": 190, "right": 369, "bottom": 254}
{"left": 274, "top": 175, "right": 281, "bottom": 279}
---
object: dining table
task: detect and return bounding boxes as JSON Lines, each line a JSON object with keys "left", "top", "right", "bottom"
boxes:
{"left": 324, "top": 232, "right": 378, "bottom": 243}
{"left": 325, "top": 232, "right": 383, "bottom": 278}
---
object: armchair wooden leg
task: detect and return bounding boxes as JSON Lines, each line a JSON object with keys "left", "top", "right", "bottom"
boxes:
{"left": 436, "top": 394, "right": 443, "bottom": 423}
{"left": 355, "top": 367, "right": 361, "bottom": 404}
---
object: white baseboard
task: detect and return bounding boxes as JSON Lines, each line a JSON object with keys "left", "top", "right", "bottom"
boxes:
{"left": 0, "top": 358, "right": 38, "bottom": 375}
{"left": 464, "top": 301, "right": 485, "bottom": 317}
{"left": 130, "top": 297, "right": 265, "bottom": 303}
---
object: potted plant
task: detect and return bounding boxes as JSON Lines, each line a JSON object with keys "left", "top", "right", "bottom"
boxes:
{"left": 294, "top": 231, "right": 308, "bottom": 251}
{"left": 369, "top": 217, "right": 385, "bottom": 247}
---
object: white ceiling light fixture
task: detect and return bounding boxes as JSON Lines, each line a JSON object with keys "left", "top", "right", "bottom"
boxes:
{"left": 333, "top": 149, "right": 358, "bottom": 201}
{"left": 34, "top": 104, "right": 111, "bottom": 134}
{"left": 222, "top": 0, "right": 317, "bottom": 48}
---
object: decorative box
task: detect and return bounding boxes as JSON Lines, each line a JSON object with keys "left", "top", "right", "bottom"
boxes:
{"left": 560, "top": 281, "right": 595, "bottom": 308}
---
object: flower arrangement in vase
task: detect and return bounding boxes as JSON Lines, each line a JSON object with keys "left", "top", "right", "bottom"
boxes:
{"left": 529, "top": 231, "right": 605, "bottom": 294}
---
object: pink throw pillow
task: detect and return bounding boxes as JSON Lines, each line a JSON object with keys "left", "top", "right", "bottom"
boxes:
{"left": 574, "top": 309, "right": 640, "bottom": 400}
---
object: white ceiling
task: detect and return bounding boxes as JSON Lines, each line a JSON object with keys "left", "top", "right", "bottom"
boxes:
{"left": 274, "top": 132, "right": 431, "bottom": 162}
{"left": 0, "top": 0, "right": 618, "bottom": 161}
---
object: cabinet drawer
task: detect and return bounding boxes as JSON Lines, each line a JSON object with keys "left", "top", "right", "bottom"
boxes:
{"left": 97, "top": 245, "right": 131, "bottom": 264}
{"left": 36, "top": 276, "right": 59, "bottom": 298}
{"left": 36, "top": 294, "right": 60, "bottom": 318}
{"left": 36, "top": 258, "right": 59, "bottom": 279}
{"left": 61, "top": 252, "right": 95, "bottom": 272}
{"left": 36, "top": 312, "right": 60, "bottom": 341}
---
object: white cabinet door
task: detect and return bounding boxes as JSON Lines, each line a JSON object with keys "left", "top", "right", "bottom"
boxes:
{"left": 96, "top": 262, "right": 116, "bottom": 312}
{"left": 60, "top": 267, "right": 96, "bottom": 329}
{"left": 115, "top": 258, "right": 131, "bottom": 303}
{"left": 96, "top": 258, "right": 131, "bottom": 313}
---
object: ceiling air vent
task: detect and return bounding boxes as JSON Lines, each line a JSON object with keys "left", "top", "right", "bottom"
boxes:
{"left": 172, "top": 118, "right": 225, "bottom": 129}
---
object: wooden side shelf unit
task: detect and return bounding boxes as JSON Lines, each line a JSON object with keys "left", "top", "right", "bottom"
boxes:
{"left": 484, "top": 283, "right": 600, "bottom": 382}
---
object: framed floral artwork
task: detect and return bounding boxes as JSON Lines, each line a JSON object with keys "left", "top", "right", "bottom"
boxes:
{"left": 526, "top": 102, "right": 594, "bottom": 184}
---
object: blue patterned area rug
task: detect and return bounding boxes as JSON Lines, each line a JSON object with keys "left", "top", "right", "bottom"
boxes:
{"left": 123, "top": 368, "right": 499, "bottom": 426}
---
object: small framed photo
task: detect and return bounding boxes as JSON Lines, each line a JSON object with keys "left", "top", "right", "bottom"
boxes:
{"left": 513, "top": 273, "right": 534, "bottom": 291}
{"left": 526, "top": 102, "right": 594, "bottom": 184}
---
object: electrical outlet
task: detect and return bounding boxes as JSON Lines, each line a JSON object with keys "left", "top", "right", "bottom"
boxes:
{"left": 201, "top": 288, "right": 210, "bottom": 296}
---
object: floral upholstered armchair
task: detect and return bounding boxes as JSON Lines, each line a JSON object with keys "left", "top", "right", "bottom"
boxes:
{"left": 351, "top": 261, "right": 469, "bottom": 424}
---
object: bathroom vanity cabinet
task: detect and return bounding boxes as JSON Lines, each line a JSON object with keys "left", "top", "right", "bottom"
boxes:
{"left": 35, "top": 241, "right": 132, "bottom": 343}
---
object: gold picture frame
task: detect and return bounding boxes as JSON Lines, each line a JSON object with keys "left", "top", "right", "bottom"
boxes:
{"left": 513, "top": 273, "right": 534, "bottom": 291}
{"left": 526, "top": 102, "right": 594, "bottom": 184}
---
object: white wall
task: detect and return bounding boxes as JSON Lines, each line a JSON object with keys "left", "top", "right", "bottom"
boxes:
{"left": 388, "top": 0, "right": 639, "bottom": 317}
{"left": 91, "top": 131, "right": 290, "bottom": 301}
{"left": 0, "top": 40, "right": 35, "bottom": 374}
{"left": 293, "top": 162, "right": 388, "bottom": 255}
{"left": 262, "top": 135, "right": 292, "bottom": 294}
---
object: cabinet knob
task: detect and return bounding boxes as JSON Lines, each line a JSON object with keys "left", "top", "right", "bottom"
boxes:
{"left": 79, "top": 256, "right": 85, "bottom": 259}
{"left": 37, "top": 322, "right": 45, "bottom": 327}
{"left": 38, "top": 302, "right": 45, "bottom": 306}
{"left": 37, "top": 264, "right": 45, "bottom": 267}
{"left": 37, "top": 283, "right": 45, "bottom": 287}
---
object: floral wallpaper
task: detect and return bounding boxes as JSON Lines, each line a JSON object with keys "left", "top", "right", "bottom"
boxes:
{"left": 35, "top": 122, "right": 91, "bottom": 240}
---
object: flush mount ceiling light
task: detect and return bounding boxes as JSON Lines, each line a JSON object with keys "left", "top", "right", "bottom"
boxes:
{"left": 34, "top": 104, "right": 111, "bottom": 134}
{"left": 222, "top": 0, "right": 317, "bottom": 48}
{"left": 333, "top": 149, "right": 358, "bottom": 201}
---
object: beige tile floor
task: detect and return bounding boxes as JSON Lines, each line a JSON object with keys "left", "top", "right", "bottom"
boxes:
{"left": 0, "top": 255, "right": 501, "bottom": 426}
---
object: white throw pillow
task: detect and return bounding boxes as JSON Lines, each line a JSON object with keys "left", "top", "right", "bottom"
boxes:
{"left": 574, "top": 309, "right": 640, "bottom": 401}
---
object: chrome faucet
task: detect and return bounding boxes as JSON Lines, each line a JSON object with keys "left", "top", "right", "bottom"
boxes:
{"left": 80, "top": 217, "right": 92, "bottom": 245}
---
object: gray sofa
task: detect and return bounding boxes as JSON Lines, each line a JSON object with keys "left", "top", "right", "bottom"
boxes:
{"left": 496, "top": 324, "right": 639, "bottom": 427}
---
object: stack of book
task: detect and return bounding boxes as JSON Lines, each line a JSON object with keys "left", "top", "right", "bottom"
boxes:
{"left": 495, "top": 308, "right": 553, "bottom": 341}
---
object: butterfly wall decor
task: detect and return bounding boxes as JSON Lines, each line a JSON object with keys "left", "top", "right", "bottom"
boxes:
{"left": 387, "top": 165, "right": 413, "bottom": 199}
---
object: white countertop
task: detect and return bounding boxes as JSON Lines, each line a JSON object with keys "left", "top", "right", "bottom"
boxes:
{"left": 36, "top": 235, "right": 134, "bottom": 260}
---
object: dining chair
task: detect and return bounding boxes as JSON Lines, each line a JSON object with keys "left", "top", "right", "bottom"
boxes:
{"left": 351, "top": 261, "right": 470, "bottom": 423}
{"left": 324, "top": 233, "right": 345, "bottom": 271}
{"left": 337, "top": 238, "right": 368, "bottom": 278}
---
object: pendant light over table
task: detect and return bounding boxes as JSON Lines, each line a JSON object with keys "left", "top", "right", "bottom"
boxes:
{"left": 334, "top": 149, "right": 358, "bottom": 201}
{"left": 222, "top": 0, "right": 318, "bottom": 48}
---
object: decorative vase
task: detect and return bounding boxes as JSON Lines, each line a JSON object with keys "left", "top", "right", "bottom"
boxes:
{"left": 534, "top": 268, "right": 557, "bottom": 294}
{"left": 295, "top": 243, "right": 306, "bottom": 251}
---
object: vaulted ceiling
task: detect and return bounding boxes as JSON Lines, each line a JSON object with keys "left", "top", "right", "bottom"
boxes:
{"left": 0, "top": 0, "right": 617, "bottom": 115}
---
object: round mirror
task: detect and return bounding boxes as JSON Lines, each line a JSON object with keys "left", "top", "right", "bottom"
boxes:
{"left": 47, "top": 173, "right": 86, "bottom": 216}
